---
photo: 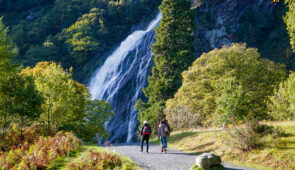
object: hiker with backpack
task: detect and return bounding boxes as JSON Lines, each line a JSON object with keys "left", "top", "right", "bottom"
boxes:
{"left": 158, "top": 119, "right": 170, "bottom": 154}
{"left": 140, "top": 120, "right": 151, "bottom": 153}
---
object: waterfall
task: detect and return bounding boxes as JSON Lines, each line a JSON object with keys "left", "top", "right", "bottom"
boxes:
{"left": 88, "top": 13, "right": 162, "bottom": 143}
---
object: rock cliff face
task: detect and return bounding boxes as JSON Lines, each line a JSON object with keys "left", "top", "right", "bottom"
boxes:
{"left": 88, "top": 0, "right": 279, "bottom": 143}
{"left": 193, "top": 0, "right": 274, "bottom": 56}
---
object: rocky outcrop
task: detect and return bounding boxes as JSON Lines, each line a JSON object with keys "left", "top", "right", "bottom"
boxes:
{"left": 193, "top": 0, "right": 274, "bottom": 56}
{"left": 195, "top": 153, "right": 222, "bottom": 169}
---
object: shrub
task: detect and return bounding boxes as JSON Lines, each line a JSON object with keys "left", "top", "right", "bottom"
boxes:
{"left": 0, "top": 124, "right": 52, "bottom": 152}
{"left": 0, "top": 131, "right": 80, "bottom": 169}
{"left": 225, "top": 122, "right": 261, "bottom": 151}
{"left": 224, "top": 121, "right": 285, "bottom": 151}
{"left": 164, "top": 105, "right": 202, "bottom": 130}
{"left": 68, "top": 151, "right": 122, "bottom": 169}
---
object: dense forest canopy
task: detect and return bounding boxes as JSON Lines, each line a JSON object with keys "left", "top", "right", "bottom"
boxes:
{"left": 0, "top": 0, "right": 161, "bottom": 82}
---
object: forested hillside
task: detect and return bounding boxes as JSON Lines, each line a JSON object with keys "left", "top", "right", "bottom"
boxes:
{"left": 0, "top": 0, "right": 160, "bottom": 82}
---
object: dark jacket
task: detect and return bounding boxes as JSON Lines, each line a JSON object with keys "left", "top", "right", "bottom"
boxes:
{"left": 141, "top": 124, "right": 151, "bottom": 135}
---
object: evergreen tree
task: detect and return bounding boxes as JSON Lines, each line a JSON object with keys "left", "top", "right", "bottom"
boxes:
{"left": 0, "top": 18, "right": 17, "bottom": 78}
{"left": 136, "top": 0, "right": 196, "bottom": 130}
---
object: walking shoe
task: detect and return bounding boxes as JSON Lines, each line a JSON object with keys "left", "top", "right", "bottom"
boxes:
{"left": 161, "top": 146, "right": 164, "bottom": 153}
{"left": 163, "top": 148, "right": 167, "bottom": 154}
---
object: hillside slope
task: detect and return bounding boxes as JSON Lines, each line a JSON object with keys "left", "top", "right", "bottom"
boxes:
{"left": 0, "top": 0, "right": 160, "bottom": 82}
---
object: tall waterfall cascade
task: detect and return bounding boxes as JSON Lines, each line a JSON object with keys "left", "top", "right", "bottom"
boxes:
{"left": 89, "top": 13, "right": 162, "bottom": 143}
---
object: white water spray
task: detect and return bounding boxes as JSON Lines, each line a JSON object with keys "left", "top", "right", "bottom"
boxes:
{"left": 89, "top": 13, "right": 162, "bottom": 142}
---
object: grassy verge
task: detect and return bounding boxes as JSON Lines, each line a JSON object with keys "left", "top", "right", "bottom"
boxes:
{"left": 150, "top": 121, "right": 295, "bottom": 170}
{"left": 50, "top": 143, "right": 141, "bottom": 170}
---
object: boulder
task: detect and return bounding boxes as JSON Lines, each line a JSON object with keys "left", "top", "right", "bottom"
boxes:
{"left": 195, "top": 153, "right": 222, "bottom": 169}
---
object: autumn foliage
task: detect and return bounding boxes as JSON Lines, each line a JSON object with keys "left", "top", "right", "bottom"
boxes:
{"left": 0, "top": 131, "right": 80, "bottom": 169}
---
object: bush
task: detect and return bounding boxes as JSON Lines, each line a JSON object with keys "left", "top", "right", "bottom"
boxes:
{"left": 224, "top": 121, "right": 285, "bottom": 152}
{"left": 0, "top": 124, "right": 51, "bottom": 152}
{"left": 68, "top": 150, "right": 122, "bottom": 169}
{"left": 0, "top": 131, "right": 80, "bottom": 169}
{"left": 225, "top": 122, "right": 260, "bottom": 151}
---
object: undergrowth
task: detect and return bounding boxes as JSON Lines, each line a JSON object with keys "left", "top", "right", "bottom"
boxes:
{"left": 0, "top": 131, "right": 80, "bottom": 169}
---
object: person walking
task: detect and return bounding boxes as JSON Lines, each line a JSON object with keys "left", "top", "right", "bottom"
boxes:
{"left": 158, "top": 119, "right": 170, "bottom": 154}
{"left": 140, "top": 120, "right": 151, "bottom": 153}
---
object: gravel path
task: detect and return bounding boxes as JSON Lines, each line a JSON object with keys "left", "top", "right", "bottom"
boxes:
{"left": 108, "top": 143, "right": 257, "bottom": 170}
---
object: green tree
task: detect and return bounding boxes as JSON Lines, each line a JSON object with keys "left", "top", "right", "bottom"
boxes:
{"left": 0, "top": 17, "right": 17, "bottom": 77}
{"left": 21, "top": 61, "right": 88, "bottom": 131}
{"left": 165, "top": 44, "right": 287, "bottom": 129}
{"left": 136, "top": 0, "right": 196, "bottom": 130}
{"left": 59, "top": 98, "right": 114, "bottom": 141}
{"left": 82, "top": 99, "right": 114, "bottom": 141}
{"left": 268, "top": 72, "right": 295, "bottom": 120}
{"left": 274, "top": 0, "right": 295, "bottom": 51}
{"left": 0, "top": 18, "right": 18, "bottom": 137}
{"left": 8, "top": 75, "right": 43, "bottom": 138}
